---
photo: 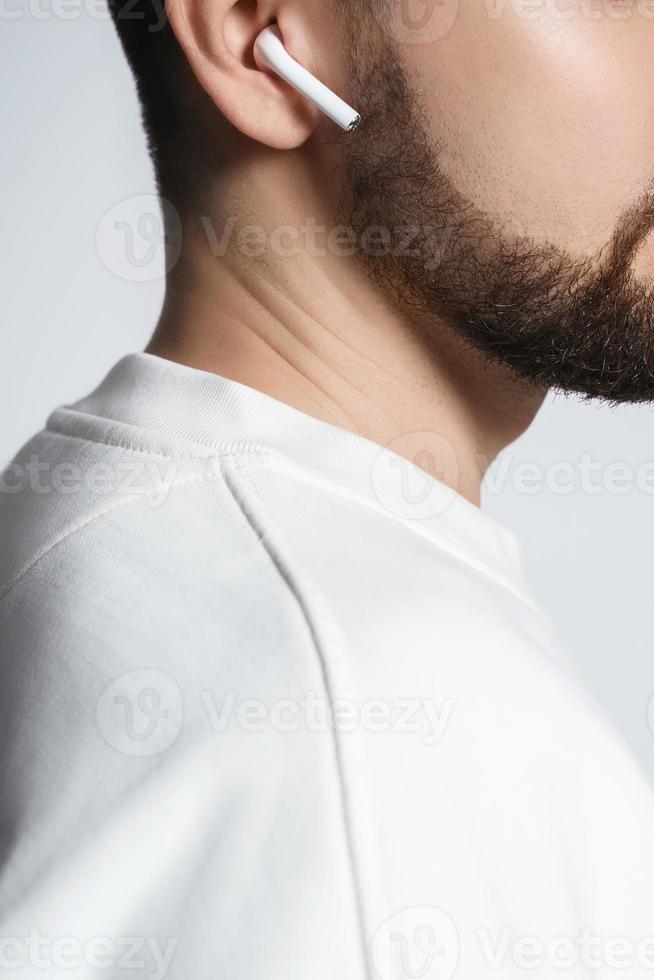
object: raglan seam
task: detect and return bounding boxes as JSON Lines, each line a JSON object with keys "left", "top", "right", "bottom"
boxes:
{"left": 220, "top": 454, "right": 373, "bottom": 980}
{"left": 41, "top": 420, "right": 539, "bottom": 615}
{"left": 253, "top": 453, "right": 542, "bottom": 615}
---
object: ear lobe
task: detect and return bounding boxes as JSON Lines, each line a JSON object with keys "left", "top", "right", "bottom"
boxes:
{"left": 165, "top": 0, "right": 320, "bottom": 149}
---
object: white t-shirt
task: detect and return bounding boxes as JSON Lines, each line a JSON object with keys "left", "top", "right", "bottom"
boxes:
{"left": 1, "top": 352, "right": 653, "bottom": 980}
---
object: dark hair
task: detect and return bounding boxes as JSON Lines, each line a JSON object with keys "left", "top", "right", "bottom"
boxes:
{"left": 109, "top": 0, "right": 212, "bottom": 200}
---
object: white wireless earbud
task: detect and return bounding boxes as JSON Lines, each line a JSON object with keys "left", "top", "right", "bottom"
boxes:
{"left": 254, "top": 25, "right": 361, "bottom": 133}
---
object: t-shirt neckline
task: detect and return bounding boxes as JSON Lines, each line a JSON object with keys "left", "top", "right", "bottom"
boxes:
{"left": 58, "top": 351, "right": 527, "bottom": 589}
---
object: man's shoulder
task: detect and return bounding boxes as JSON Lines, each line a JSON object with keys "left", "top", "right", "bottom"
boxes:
{"left": 0, "top": 426, "right": 215, "bottom": 590}
{"left": 0, "top": 427, "right": 312, "bottom": 677}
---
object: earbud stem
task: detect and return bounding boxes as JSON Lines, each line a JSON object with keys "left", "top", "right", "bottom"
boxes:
{"left": 254, "top": 25, "right": 361, "bottom": 133}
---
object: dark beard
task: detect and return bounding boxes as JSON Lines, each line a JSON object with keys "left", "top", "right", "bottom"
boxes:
{"left": 338, "top": 37, "right": 654, "bottom": 404}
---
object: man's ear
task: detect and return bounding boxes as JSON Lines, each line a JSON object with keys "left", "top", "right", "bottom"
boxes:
{"left": 165, "top": 0, "right": 321, "bottom": 148}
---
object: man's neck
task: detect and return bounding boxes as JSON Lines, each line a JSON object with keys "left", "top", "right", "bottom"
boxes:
{"left": 148, "top": 202, "right": 543, "bottom": 507}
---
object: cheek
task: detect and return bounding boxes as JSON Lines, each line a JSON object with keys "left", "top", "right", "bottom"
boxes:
{"left": 409, "top": 5, "right": 654, "bottom": 256}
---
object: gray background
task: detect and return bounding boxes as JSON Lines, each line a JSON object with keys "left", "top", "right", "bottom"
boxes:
{"left": 3, "top": 9, "right": 654, "bottom": 778}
